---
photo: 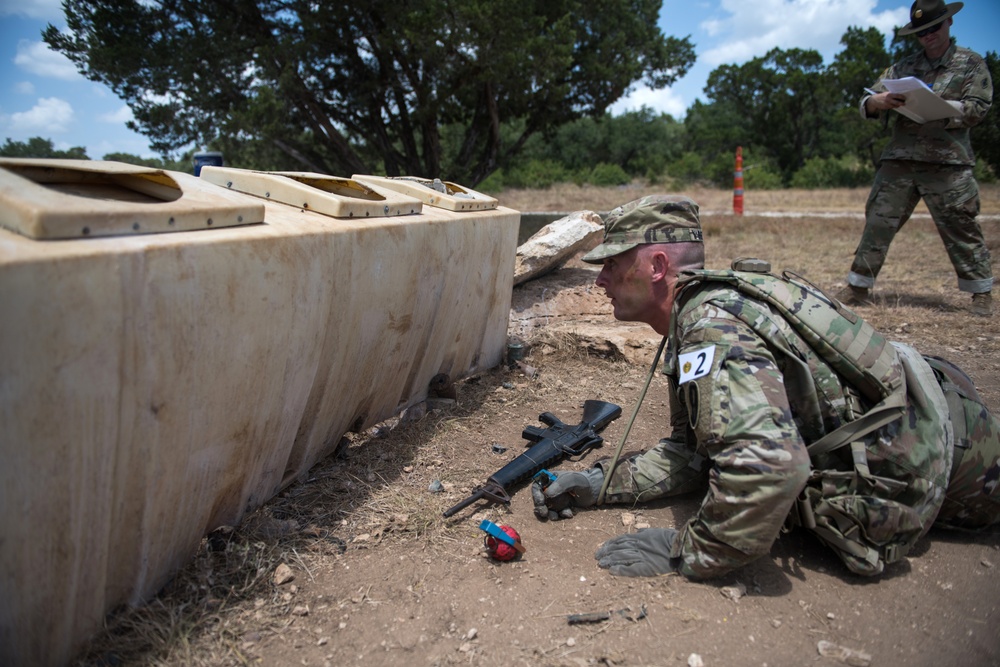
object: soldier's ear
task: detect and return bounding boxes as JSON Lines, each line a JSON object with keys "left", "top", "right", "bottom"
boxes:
{"left": 649, "top": 248, "right": 671, "bottom": 282}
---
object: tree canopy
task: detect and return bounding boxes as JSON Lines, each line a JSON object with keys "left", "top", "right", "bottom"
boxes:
{"left": 0, "top": 137, "right": 88, "bottom": 160}
{"left": 45, "top": 0, "right": 694, "bottom": 185}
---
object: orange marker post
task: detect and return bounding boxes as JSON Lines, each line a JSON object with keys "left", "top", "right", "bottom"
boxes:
{"left": 733, "top": 146, "right": 744, "bottom": 215}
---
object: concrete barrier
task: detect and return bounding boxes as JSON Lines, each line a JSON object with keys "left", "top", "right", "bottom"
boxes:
{"left": 0, "top": 159, "right": 519, "bottom": 666}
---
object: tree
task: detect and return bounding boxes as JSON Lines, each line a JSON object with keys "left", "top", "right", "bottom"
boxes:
{"left": 827, "top": 26, "right": 895, "bottom": 169}
{"left": 678, "top": 99, "right": 747, "bottom": 186}
{"left": 45, "top": 0, "right": 694, "bottom": 185}
{"left": 829, "top": 26, "right": 893, "bottom": 108}
{"left": 522, "top": 107, "right": 683, "bottom": 180}
{"left": 102, "top": 151, "right": 192, "bottom": 172}
{"left": 702, "top": 47, "right": 837, "bottom": 181}
{"left": 971, "top": 51, "right": 1000, "bottom": 179}
{"left": 1, "top": 137, "right": 89, "bottom": 159}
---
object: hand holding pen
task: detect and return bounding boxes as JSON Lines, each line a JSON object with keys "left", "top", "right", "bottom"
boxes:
{"left": 864, "top": 87, "right": 906, "bottom": 112}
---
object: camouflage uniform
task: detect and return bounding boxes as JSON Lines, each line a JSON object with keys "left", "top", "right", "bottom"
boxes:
{"left": 598, "top": 280, "right": 1000, "bottom": 579}
{"left": 847, "top": 43, "right": 994, "bottom": 293}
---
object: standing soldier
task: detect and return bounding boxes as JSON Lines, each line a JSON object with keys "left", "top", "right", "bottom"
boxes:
{"left": 837, "top": 0, "right": 994, "bottom": 316}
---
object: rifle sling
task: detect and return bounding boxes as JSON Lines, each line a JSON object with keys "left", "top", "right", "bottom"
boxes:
{"left": 596, "top": 335, "right": 668, "bottom": 505}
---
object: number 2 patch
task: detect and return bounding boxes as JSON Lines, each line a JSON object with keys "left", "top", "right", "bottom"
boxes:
{"left": 678, "top": 345, "right": 715, "bottom": 385}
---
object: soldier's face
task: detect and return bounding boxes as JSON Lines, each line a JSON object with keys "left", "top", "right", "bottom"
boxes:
{"left": 595, "top": 247, "right": 657, "bottom": 323}
{"left": 918, "top": 18, "right": 951, "bottom": 59}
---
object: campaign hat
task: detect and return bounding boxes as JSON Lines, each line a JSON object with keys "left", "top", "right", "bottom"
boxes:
{"left": 897, "top": 0, "right": 963, "bottom": 36}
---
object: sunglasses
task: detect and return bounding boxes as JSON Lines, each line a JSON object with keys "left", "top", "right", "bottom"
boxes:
{"left": 916, "top": 21, "right": 944, "bottom": 38}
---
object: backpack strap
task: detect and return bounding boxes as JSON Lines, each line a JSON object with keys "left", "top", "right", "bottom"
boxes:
{"left": 806, "top": 390, "right": 906, "bottom": 459}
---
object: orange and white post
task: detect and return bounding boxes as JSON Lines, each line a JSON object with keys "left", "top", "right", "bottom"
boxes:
{"left": 733, "top": 146, "right": 744, "bottom": 215}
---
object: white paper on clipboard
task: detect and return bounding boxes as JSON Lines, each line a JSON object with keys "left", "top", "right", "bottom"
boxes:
{"left": 881, "top": 77, "right": 961, "bottom": 123}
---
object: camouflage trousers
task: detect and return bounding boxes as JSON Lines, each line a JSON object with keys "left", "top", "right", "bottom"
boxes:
{"left": 926, "top": 356, "right": 1000, "bottom": 529}
{"left": 847, "top": 161, "right": 993, "bottom": 294}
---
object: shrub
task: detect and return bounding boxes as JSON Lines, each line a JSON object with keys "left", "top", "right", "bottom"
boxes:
{"left": 665, "top": 152, "right": 708, "bottom": 185}
{"left": 584, "top": 162, "right": 631, "bottom": 187}
{"left": 476, "top": 170, "right": 504, "bottom": 193}
{"left": 790, "top": 156, "right": 873, "bottom": 188}
{"left": 974, "top": 159, "right": 997, "bottom": 184}
{"left": 744, "top": 164, "right": 784, "bottom": 190}
{"left": 502, "top": 159, "right": 569, "bottom": 189}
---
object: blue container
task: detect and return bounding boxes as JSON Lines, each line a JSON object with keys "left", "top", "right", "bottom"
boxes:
{"left": 193, "top": 151, "right": 224, "bottom": 176}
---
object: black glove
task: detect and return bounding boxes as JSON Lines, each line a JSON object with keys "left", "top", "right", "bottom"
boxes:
{"left": 595, "top": 528, "right": 679, "bottom": 577}
{"left": 531, "top": 468, "right": 604, "bottom": 520}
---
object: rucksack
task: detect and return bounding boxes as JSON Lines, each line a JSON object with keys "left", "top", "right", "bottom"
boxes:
{"left": 677, "top": 259, "right": 944, "bottom": 575}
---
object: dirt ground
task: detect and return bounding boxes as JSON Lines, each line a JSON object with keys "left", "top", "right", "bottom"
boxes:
{"left": 75, "top": 193, "right": 1000, "bottom": 667}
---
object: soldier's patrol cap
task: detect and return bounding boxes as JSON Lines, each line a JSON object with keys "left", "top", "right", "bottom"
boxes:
{"left": 581, "top": 194, "right": 702, "bottom": 264}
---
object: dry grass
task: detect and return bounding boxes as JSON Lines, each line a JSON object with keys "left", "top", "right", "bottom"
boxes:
{"left": 498, "top": 181, "right": 1000, "bottom": 216}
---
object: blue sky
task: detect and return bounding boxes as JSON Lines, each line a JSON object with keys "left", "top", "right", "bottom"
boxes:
{"left": 2, "top": 0, "right": 998, "bottom": 161}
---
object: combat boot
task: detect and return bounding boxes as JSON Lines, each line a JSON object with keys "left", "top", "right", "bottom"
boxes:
{"left": 971, "top": 292, "right": 993, "bottom": 317}
{"left": 835, "top": 284, "right": 873, "bottom": 307}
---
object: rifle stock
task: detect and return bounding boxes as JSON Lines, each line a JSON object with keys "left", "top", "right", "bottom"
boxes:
{"left": 443, "top": 399, "right": 621, "bottom": 518}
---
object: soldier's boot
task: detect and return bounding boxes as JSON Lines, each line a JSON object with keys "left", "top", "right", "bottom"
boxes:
{"left": 835, "top": 284, "right": 874, "bottom": 307}
{"left": 971, "top": 292, "right": 993, "bottom": 317}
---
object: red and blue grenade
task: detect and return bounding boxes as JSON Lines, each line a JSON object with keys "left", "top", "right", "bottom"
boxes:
{"left": 480, "top": 520, "right": 525, "bottom": 561}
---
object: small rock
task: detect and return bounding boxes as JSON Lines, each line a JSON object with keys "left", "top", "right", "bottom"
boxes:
{"left": 291, "top": 604, "right": 309, "bottom": 616}
{"left": 688, "top": 654, "right": 705, "bottom": 667}
{"left": 317, "top": 637, "right": 329, "bottom": 646}
{"left": 459, "top": 642, "right": 473, "bottom": 653}
{"left": 817, "top": 640, "right": 872, "bottom": 667}
{"left": 981, "top": 559, "right": 994, "bottom": 568}
{"left": 621, "top": 512, "right": 636, "bottom": 527}
{"left": 273, "top": 563, "right": 294, "bottom": 586}
{"left": 467, "top": 628, "right": 478, "bottom": 640}
{"left": 771, "top": 619, "right": 782, "bottom": 628}
{"left": 720, "top": 582, "right": 747, "bottom": 601}
{"left": 566, "top": 637, "right": 576, "bottom": 647}
{"left": 428, "top": 480, "right": 444, "bottom": 493}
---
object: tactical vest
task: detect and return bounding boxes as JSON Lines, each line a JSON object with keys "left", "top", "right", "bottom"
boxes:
{"left": 677, "top": 259, "right": 948, "bottom": 575}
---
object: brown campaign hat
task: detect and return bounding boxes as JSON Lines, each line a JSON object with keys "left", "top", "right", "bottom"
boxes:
{"left": 581, "top": 194, "right": 702, "bottom": 265}
{"left": 897, "top": 0, "right": 963, "bottom": 36}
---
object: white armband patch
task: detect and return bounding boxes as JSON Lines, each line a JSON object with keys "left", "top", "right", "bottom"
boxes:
{"left": 678, "top": 345, "right": 716, "bottom": 384}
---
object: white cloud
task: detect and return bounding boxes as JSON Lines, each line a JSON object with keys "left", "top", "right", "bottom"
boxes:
{"left": 0, "top": 0, "right": 64, "bottom": 21}
{"left": 14, "top": 81, "right": 36, "bottom": 95}
{"left": 9, "top": 97, "right": 74, "bottom": 134}
{"left": 610, "top": 86, "right": 689, "bottom": 118}
{"left": 700, "top": 0, "right": 910, "bottom": 67}
{"left": 14, "top": 39, "right": 80, "bottom": 81}
{"left": 100, "top": 105, "right": 134, "bottom": 124}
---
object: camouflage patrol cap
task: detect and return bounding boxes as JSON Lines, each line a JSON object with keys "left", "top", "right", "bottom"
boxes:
{"left": 581, "top": 194, "right": 702, "bottom": 264}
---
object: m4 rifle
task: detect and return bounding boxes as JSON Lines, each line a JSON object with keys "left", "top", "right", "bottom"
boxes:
{"left": 442, "top": 399, "right": 622, "bottom": 518}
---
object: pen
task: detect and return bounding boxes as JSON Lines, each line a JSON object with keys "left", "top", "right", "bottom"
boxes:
{"left": 864, "top": 88, "right": 878, "bottom": 96}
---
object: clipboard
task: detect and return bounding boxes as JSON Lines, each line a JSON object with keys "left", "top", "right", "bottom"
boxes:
{"left": 881, "top": 77, "right": 961, "bottom": 123}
